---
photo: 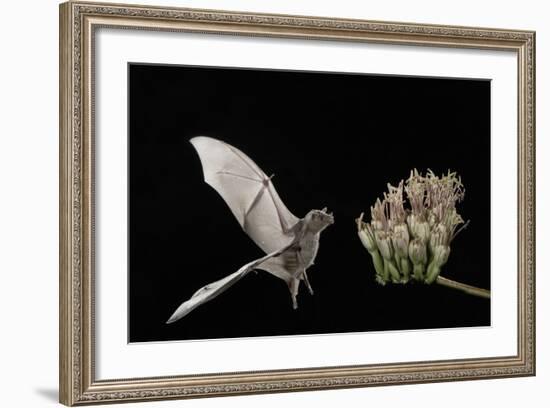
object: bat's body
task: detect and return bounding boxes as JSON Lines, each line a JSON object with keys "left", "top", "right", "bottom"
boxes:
{"left": 166, "top": 136, "right": 334, "bottom": 323}
{"left": 257, "top": 214, "right": 326, "bottom": 306}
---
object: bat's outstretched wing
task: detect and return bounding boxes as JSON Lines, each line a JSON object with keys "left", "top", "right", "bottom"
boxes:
{"left": 166, "top": 245, "right": 292, "bottom": 323}
{"left": 190, "top": 136, "right": 299, "bottom": 254}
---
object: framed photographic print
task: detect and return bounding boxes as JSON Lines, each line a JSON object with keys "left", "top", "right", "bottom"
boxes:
{"left": 59, "top": 1, "right": 536, "bottom": 405}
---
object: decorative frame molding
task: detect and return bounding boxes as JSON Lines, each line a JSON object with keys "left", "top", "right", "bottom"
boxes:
{"left": 59, "top": 1, "right": 535, "bottom": 405}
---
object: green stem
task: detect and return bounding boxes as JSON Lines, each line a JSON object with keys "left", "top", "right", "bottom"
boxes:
{"left": 400, "top": 258, "right": 411, "bottom": 282}
{"left": 387, "top": 259, "right": 401, "bottom": 283}
{"left": 436, "top": 276, "right": 491, "bottom": 299}
{"left": 412, "top": 263, "right": 425, "bottom": 281}
{"left": 425, "top": 262, "right": 440, "bottom": 284}
{"left": 382, "top": 259, "right": 390, "bottom": 282}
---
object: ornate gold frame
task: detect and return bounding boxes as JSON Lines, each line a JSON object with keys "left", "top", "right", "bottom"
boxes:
{"left": 59, "top": 1, "right": 536, "bottom": 405}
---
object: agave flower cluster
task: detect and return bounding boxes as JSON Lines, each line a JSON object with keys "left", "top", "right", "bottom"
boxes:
{"left": 356, "top": 169, "right": 468, "bottom": 285}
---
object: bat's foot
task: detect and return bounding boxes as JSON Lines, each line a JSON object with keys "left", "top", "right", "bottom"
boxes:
{"left": 302, "top": 271, "right": 314, "bottom": 295}
{"left": 288, "top": 278, "right": 299, "bottom": 309}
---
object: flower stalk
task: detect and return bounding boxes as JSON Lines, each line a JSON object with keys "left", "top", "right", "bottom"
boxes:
{"left": 435, "top": 276, "right": 490, "bottom": 299}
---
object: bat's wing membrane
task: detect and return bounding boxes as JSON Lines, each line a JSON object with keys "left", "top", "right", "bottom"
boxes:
{"left": 190, "top": 136, "right": 299, "bottom": 253}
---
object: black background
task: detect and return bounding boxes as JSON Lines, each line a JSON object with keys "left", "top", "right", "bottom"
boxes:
{"left": 129, "top": 63, "right": 490, "bottom": 343}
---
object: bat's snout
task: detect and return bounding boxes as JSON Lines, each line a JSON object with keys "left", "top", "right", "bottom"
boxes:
{"left": 322, "top": 208, "right": 335, "bottom": 224}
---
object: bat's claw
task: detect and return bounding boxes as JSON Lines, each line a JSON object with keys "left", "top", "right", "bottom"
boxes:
{"left": 302, "top": 271, "right": 314, "bottom": 295}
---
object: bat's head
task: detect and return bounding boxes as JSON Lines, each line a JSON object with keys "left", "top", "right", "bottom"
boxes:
{"left": 305, "top": 207, "right": 334, "bottom": 233}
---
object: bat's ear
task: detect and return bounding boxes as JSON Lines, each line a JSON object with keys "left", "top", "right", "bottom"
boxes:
{"left": 321, "top": 207, "right": 327, "bottom": 212}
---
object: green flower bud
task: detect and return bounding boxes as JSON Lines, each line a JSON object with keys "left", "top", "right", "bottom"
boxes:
{"left": 425, "top": 242, "right": 451, "bottom": 284}
{"left": 406, "top": 214, "right": 418, "bottom": 235}
{"left": 429, "top": 223, "right": 449, "bottom": 254}
{"left": 392, "top": 222, "right": 410, "bottom": 259}
{"left": 425, "top": 263, "right": 439, "bottom": 284}
{"left": 375, "top": 230, "right": 393, "bottom": 260}
{"left": 408, "top": 238, "right": 427, "bottom": 265}
{"left": 413, "top": 221, "right": 431, "bottom": 244}
{"left": 432, "top": 244, "right": 450, "bottom": 267}
{"left": 357, "top": 221, "right": 377, "bottom": 253}
{"left": 356, "top": 214, "right": 386, "bottom": 283}
{"left": 371, "top": 252, "right": 385, "bottom": 283}
{"left": 384, "top": 258, "right": 401, "bottom": 283}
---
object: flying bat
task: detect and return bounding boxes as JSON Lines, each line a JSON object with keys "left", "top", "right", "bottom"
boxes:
{"left": 166, "top": 136, "right": 334, "bottom": 324}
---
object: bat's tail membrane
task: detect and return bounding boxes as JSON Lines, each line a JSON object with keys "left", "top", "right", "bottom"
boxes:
{"left": 166, "top": 244, "right": 293, "bottom": 324}
{"left": 166, "top": 267, "right": 248, "bottom": 323}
